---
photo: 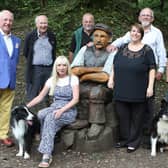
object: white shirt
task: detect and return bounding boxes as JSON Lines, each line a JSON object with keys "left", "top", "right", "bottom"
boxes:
{"left": 45, "top": 75, "right": 79, "bottom": 88}
{"left": 71, "top": 45, "right": 117, "bottom": 75}
{"left": 0, "top": 29, "right": 13, "bottom": 57}
{"left": 112, "top": 25, "right": 167, "bottom": 73}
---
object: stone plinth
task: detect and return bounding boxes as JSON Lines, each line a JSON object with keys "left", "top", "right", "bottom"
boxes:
{"left": 54, "top": 102, "right": 118, "bottom": 153}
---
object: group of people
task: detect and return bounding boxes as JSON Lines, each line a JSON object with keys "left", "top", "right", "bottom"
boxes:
{"left": 0, "top": 7, "right": 167, "bottom": 168}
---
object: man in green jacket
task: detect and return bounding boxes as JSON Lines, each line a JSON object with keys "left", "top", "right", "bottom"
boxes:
{"left": 69, "top": 13, "right": 94, "bottom": 63}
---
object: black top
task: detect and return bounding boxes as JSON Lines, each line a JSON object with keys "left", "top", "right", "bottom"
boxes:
{"left": 70, "top": 29, "right": 92, "bottom": 53}
{"left": 113, "top": 44, "right": 156, "bottom": 102}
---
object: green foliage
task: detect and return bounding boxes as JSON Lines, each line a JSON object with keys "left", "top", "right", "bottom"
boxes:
{"left": 6, "top": 0, "right": 168, "bottom": 56}
{"left": 0, "top": 0, "right": 40, "bottom": 16}
{"left": 138, "top": 0, "right": 160, "bottom": 8}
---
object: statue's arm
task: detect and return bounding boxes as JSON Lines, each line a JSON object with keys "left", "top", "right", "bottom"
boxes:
{"left": 80, "top": 72, "right": 109, "bottom": 83}
{"left": 71, "top": 67, "right": 103, "bottom": 76}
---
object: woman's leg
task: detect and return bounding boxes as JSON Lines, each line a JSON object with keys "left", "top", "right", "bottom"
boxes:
{"left": 127, "top": 102, "right": 145, "bottom": 148}
{"left": 37, "top": 107, "right": 54, "bottom": 132}
{"left": 38, "top": 110, "right": 76, "bottom": 155}
{"left": 115, "top": 101, "right": 131, "bottom": 146}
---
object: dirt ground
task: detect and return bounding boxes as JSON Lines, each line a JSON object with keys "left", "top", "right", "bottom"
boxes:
{"left": 1, "top": 56, "right": 168, "bottom": 168}
{"left": 1, "top": 142, "right": 168, "bottom": 168}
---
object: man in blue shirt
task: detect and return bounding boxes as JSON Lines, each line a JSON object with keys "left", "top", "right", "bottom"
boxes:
{"left": 24, "top": 15, "right": 56, "bottom": 104}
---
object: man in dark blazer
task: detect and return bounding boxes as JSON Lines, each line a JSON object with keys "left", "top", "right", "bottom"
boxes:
{"left": 24, "top": 15, "right": 56, "bottom": 104}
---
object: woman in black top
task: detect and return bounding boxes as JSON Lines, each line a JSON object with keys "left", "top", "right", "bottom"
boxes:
{"left": 108, "top": 23, "right": 156, "bottom": 152}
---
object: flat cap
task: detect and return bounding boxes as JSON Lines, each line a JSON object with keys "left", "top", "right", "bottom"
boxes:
{"left": 94, "top": 23, "right": 112, "bottom": 36}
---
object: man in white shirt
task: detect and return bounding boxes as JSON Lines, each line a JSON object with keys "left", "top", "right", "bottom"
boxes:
{"left": 108, "top": 7, "right": 167, "bottom": 80}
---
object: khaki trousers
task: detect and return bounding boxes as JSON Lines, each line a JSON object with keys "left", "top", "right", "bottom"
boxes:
{"left": 0, "top": 89, "right": 15, "bottom": 139}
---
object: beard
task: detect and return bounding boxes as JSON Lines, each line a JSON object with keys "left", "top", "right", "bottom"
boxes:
{"left": 141, "top": 21, "right": 151, "bottom": 27}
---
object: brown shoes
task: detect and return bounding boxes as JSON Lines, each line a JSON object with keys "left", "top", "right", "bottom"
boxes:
{"left": 0, "top": 138, "right": 14, "bottom": 147}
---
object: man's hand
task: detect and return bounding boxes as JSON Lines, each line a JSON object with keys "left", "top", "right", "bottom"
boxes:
{"left": 155, "top": 72, "right": 163, "bottom": 81}
{"left": 106, "top": 44, "right": 117, "bottom": 52}
{"left": 87, "top": 41, "right": 94, "bottom": 47}
{"left": 107, "top": 80, "right": 114, "bottom": 89}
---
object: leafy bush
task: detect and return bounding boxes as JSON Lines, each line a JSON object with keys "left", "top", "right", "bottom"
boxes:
{"left": 6, "top": 0, "right": 168, "bottom": 56}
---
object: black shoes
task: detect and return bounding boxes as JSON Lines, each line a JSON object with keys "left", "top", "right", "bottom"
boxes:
{"left": 115, "top": 142, "right": 137, "bottom": 153}
{"left": 115, "top": 142, "right": 127, "bottom": 148}
{"left": 127, "top": 147, "right": 136, "bottom": 153}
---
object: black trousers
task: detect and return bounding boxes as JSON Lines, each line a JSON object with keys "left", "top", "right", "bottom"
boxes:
{"left": 143, "top": 96, "right": 155, "bottom": 133}
{"left": 26, "top": 65, "right": 52, "bottom": 102}
{"left": 115, "top": 100, "right": 146, "bottom": 148}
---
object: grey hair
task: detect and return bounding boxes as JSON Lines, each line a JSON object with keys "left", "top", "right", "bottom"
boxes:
{"left": 82, "top": 13, "right": 94, "bottom": 21}
{"left": 0, "top": 10, "right": 14, "bottom": 20}
{"left": 139, "top": 7, "right": 154, "bottom": 18}
{"left": 35, "top": 15, "right": 48, "bottom": 24}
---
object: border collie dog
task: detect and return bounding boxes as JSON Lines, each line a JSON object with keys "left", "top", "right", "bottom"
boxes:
{"left": 10, "top": 105, "right": 40, "bottom": 159}
{"left": 151, "top": 98, "right": 168, "bottom": 156}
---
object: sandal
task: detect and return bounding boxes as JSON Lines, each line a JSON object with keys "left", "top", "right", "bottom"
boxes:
{"left": 38, "top": 157, "right": 52, "bottom": 168}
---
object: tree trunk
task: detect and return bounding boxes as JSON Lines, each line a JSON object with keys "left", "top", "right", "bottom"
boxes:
{"left": 160, "top": 0, "right": 164, "bottom": 12}
{"left": 40, "top": 0, "right": 47, "bottom": 8}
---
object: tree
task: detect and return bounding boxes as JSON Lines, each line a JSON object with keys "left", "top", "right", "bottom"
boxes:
{"left": 40, "top": 0, "right": 47, "bottom": 8}
{"left": 160, "top": 0, "right": 164, "bottom": 11}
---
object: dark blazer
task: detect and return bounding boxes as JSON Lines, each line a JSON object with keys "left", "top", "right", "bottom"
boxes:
{"left": 23, "top": 29, "right": 56, "bottom": 84}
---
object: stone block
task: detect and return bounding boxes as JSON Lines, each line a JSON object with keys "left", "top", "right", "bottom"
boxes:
{"left": 74, "top": 126, "right": 117, "bottom": 153}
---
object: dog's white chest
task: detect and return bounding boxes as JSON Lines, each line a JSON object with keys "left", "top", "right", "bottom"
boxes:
{"left": 157, "top": 119, "right": 168, "bottom": 143}
{"left": 12, "top": 119, "right": 27, "bottom": 139}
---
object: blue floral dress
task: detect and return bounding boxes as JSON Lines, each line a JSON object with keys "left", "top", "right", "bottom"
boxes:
{"left": 37, "top": 76, "right": 77, "bottom": 155}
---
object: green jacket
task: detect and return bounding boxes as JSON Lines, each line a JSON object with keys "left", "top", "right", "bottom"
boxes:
{"left": 74, "top": 26, "right": 83, "bottom": 58}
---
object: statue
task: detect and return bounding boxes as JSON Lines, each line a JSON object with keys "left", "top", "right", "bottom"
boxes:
{"left": 71, "top": 23, "right": 117, "bottom": 140}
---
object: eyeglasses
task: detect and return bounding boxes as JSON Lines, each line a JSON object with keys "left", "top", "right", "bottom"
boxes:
{"left": 140, "top": 14, "right": 153, "bottom": 18}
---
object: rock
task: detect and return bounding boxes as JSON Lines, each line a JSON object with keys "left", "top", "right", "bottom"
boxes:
{"left": 87, "top": 124, "right": 104, "bottom": 140}
{"left": 62, "top": 130, "right": 75, "bottom": 148}
{"left": 75, "top": 126, "right": 116, "bottom": 153}
{"left": 66, "top": 119, "right": 89, "bottom": 130}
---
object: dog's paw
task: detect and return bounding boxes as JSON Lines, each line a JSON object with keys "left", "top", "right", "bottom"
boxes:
{"left": 151, "top": 152, "right": 156, "bottom": 157}
{"left": 24, "top": 152, "right": 30, "bottom": 159}
{"left": 16, "top": 152, "right": 23, "bottom": 157}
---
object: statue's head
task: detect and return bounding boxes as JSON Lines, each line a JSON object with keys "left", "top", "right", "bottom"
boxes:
{"left": 93, "top": 23, "right": 112, "bottom": 49}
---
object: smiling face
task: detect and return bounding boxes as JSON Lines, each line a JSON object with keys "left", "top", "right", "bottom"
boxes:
{"left": 130, "top": 25, "right": 144, "bottom": 43}
{"left": 35, "top": 15, "right": 48, "bottom": 35}
{"left": 93, "top": 30, "right": 110, "bottom": 49}
{"left": 82, "top": 13, "right": 94, "bottom": 32}
{"left": 56, "top": 63, "right": 68, "bottom": 77}
{"left": 0, "top": 10, "right": 13, "bottom": 35}
{"left": 138, "top": 8, "right": 154, "bottom": 27}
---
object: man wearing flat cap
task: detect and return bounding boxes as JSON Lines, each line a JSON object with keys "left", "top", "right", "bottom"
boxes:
{"left": 71, "top": 23, "right": 117, "bottom": 139}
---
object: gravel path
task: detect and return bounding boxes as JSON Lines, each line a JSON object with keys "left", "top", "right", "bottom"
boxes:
{"left": 1, "top": 142, "right": 168, "bottom": 168}
{"left": 1, "top": 57, "right": 168, "bottom": 168}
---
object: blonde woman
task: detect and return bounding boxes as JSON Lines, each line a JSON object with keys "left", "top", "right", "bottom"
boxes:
{"left": 27, "top": 56, "right": 79, "bottom": 167}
